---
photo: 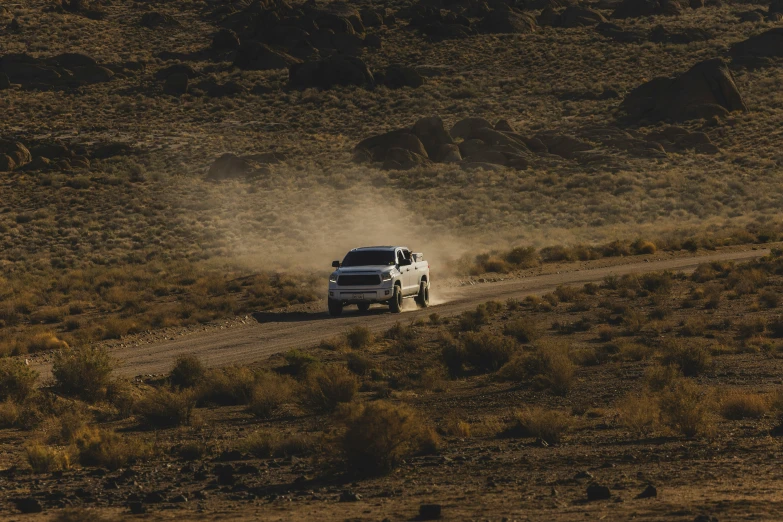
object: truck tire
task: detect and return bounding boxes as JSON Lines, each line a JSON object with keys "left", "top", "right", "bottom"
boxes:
{"left": 389, "top": 285, "right": 403, "bottom": 313}
{"left": 328, "top": 299, "right": 343, "bottom": 317}
{"left": 357, "top": 303, "right": 370, "bottom": 313}
{"left": 415, "top": 281, "right": 429, "bottom": 308}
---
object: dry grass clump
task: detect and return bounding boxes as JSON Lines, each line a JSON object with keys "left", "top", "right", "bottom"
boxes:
{"left": 248, "top": 372, "right": 293, "bottom": 419}
{"left": 168, "top": 355, "right": 206, "bottom": 389}
{"left": 617, "top": 393, "right": 660, "bottom": 437}
{"left": 719, "top": 390, "right": 769, "bottom": 420}
{"left": 462, "top": 331, "right": 518, "bottom": 373}
{"left": 504, "top": 407, "right": 571, "bottom": 444}
{"left": 283, "top": 349, "right": 320, "bottom": 376}
{"left": 135, "top": 387, "right": 197, "bottom": 428}
{"left": 300, "top": 365, "right": 357, "bottom": 413}
{"left": 643, "top": 364, "right": 682, "bottom": 392}
{"left": 0, "top": 358, "right": 38, "bottom": 402}
{"left": 340, "top": 401, "right": 438, "bottom": 476}
{"left": 25, "top": 443, "right": 72, "bottom": 473}
{"left": 75, "top": 427, "right": 153, "bottom": 470}
{"left": 346, "top": 326, "right": 374, "bottom": 350}
{"left": 660, "top": 341, "right": 711, "bottom": 377}
{"left": 499, "top": 341, "right": 575, "bottom": 396}
{"left": 52, "top": 345, "right": 114, "bottom": 402}
{"left": 196, "top": 366, "right": 256, "bottom": 405}
{"left": 461, "top": 246, "right": 539, "bottom": 275}
{"left": 25, "top": 332, "right": 70, "bottom": 354}
{"left": 240, "top": 430, "right": 320, "bottom": 458}
{"left": 658, "top": 380, "right": 713, "bottom": 438}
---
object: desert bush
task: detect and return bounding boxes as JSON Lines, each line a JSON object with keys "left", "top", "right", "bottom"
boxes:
{"left": 617, "top": 393, "right": 659, "bottom": 437}
{"left": 768, "top": 317, "right": 783, "bottom": 339}
{"left": 554, "top": 285, "right": 581, "bottom": 302}
{"left": 346, "top": 352, "right": 374, "bottom": 376}
{"left": 105, "top": 379, "right": 137, "bottom": 418}
{"left": 617, "top": 341, "right": 654, "bottom": 361}
{"left": 658, "top": 380, "right": 713, "bottom": 438}
{"left": 505, "top": 408, "right": 570, "bottom": 444}
{"left": 461, "top": 331, "right": 518, "bottom": 372}
{"left": 340, "top": 401, "right": 438, "bottom": 476}
{"left": 631, "top": 239, "right": 657, "bottom": 255}
{"left": 136, "top": 387, "right": 197, "bottom": 428}
{"left": 177, "top": 441, "right": 209, "bottom": 461}
{"left": 26, "top": 443, "right": 71, "bottom": 473}
{"left": 169, "top": 355, "right": 206, "bottom": 389}
{"left": 680, "top": 317, "right": 707, "bottom": 337}
{"left": 641, "top": 272, "right": 673, "bottom": 294}
{"left": 759, "top": 290, "right": 779, "bottom": 309}
{"left": 440, "top": 333, "right": 467, "bottom": 376}
{"left": 418, "top": 366, "right": 448, "bottom": 393}
{"left": 197, "top": 366, "right": 256, "bottom": 405}
{"left": 503, "top": 318, "right": 540, "bottom": 343}
{"left": 300, "top": 365, "right": 357, "bottom": 413}
{"left": 660, "top": 341, "right": 711, "bottom": 377}
{"left": 346, "top": 326, "right": 373, "bottom": 350}
{"left": 719, "top": 390, "right": 769, "bottom": 420}
{"left": 457, "top": 304, "right": 490, "bottom": 332}
{"left": 0, "top": 400, "right": 20, "bottom": 428}
{"left": 596, "top": 326, "right": 615, "bottom": 343}
{"left": 283, "top": 350, "right": 320, "bottom": 377}
{"left": 643, "top": 364, "right": 682, "bottom": 392}
{"left": 248, "top": 372, "right": 293, "bottom": 419}
{"left": 52, "top": 346, "right": 113, "bottom": 402}
{"left": 442, "top": 414, "right": 472, "bottom": 437}
{"left": 240, "top": 430, "right": 319, "bottom": 458}
{"left": 737, "top": 317, "right": 766, "bottom": 339}
{"left": 504, "top": 246, "right": 540, "bottom": 268}
{"left": 26, "top": 332, "right": 69, "bottom": 354}
{"left": 0, "top": 358, "right": 38, "bottom": 402}
{"left": 75, "top": 427, "right": 153, "bottom": 470}
{"left": 500, "top": 341, "right": 575, "bottom": 396}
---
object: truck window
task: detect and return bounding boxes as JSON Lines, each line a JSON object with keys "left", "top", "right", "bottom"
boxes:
{"left": 342, "top": 250, "right": 396, "bottom": 267}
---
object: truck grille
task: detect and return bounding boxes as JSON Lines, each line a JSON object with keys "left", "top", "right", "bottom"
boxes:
{"left": 337, "top": 274, "right": 381, "bottom": 286}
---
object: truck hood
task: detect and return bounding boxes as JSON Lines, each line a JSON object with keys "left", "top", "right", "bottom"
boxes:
{"left": 337, "top": 265, "right": 394, "bottom": 273}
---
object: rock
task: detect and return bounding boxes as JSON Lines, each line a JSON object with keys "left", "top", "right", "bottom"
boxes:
{"left": 477, "top": 9, "right": 537, "bottom": 34}
{"left": 574, "top": 470, "right": 594, "bottom": 480}
{"left": 458, "top": 139, "right": 486, "bottom": 158}
{"left": 474, "top": 128, "right": 530, "bottom": 153}
{"left": 355, "top": 131, "right": 429, "bottom": 162}
{"left": 534, "top": 133, "right": 592, "bottom": 159}
{"left": 730, "top": 28, "right": 783, "bottom": 67}
{"left": 413, "top": 116, "right": 453, "bottom": 158}
{"left": 0, "top": 154, "right": 15, "bottom": 171}
{"left": 14, "top": 497, "right": 43, "bottom": 514}
{"left": 48, "top": 52, "right": 96, "bottom": 69}
{"left": 128, "top": 501, "right": 146, "bottom": 514}
{"left": 382, "top": 65, "right": 425, "bottom": 89}
{"left": 0, "top": 139, "right": 32, "bottom": 168}
{"left": 382, "top": 148, "right": 432, "bottom": 170}
{"left": 620, "top": 58, "right": 746, "bottom": 122}
{"left": 494, "top": 119, "right": 515, "bottom": 132}
{"left": 212, "top": 28, "right": 240, "bottom": 51}
{"left": 650, "top": 25, "right": 712, "bottom": 44}
{"left": 461, "top": 161, "right": 505, "bottom": 172}
{"left": 140, "top": 12, "right": 178, "bottom": 28}
{"left": 69, "top": 65, "right": 113, "bottom": 84}
{"left": 557, "top": 6, "right": 608, "bottom": 27}
{"left": 437, "top": 144, "right": 462, "bottom": 163}
{"left": 360, "top": 8, "right": 384, "bottom": 27}
{"left": 155, "top": 63, "right": 197, "bottom": 80}
{"left": 421, "top": 22, "right": 475, "bottom": 42}
{"left": 0, "top": 73, "right": 9, "bottom": 89}
{"left": 170, "top": 494, "right": 188, "bottom": 503}
{"left": 339, "top": 490, "right": 361, "bottom": 502}
{"left": 234, "top": 42, "right": 301, "bottom": 71}
{"left": 465, "top": 150, "right": 508, "bottom": 166}
{"left": 163, "top": 72, "right": 188, "bottom": 95}
{"left": 365, "top": 34, "right": 382, "bottom": 49}
{"left": 737, "top": 10, "right": 765, "bottom": 22}
{"left": 538, "top": 6, "right": 558, "bottom": 26}
{"left": 596, "top": 22, "right": 646, "bottom": 43}
{"left": 144, "top": 491, "right": 165, "bottom": 504}
{"left": 419, "top": 503, "right": 442, "bottom": 520}
{"left": 612, "top": 0, "right": 683, "bottom": 18}
{"left": 586, "top": 484, "right": 612, "bottom": 501}
{"left": 637, "top": 484, "right": 657, "bottom": 498}
{"left": 450, "top": 117, "right": 494, "bottom": 140}
{"left": 289, "top": 56, "right": 374, "bottom": 89}
{"left": 207, "top": 153, "right": 255, "bottom": 180}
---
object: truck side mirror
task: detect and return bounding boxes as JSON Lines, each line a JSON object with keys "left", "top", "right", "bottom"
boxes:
{"left": 332, "top": 260, "right": 340, "bottom": 268}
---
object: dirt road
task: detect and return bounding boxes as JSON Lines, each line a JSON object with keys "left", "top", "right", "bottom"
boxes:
{"left": 52, "top": 248, "right": 771, "bottom": 378}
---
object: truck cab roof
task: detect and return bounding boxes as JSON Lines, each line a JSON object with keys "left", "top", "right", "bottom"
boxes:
{"left": 350, "top": 246, "right": 407, "bottom": 252}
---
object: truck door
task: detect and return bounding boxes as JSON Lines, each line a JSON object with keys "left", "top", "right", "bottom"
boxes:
{"left": 399, "top": 249, "right": 416, "bottom": 295}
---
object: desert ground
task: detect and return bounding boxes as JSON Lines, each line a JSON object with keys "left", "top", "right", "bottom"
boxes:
{"left": 1, "top": 0, "right": 783, "bottom": 519}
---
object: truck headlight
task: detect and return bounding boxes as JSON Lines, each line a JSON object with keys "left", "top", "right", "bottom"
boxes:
{"left": 329, "top": 273, "right": 339, "bottom": 283}
{"left": 381, "top": 272, "right": 392, "bottom": 282}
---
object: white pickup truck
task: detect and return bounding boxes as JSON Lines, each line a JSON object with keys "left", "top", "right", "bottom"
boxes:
{"left": 327, "top": 246, "right": 430, "bottom": 316}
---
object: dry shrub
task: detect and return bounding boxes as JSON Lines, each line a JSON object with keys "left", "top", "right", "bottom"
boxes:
{"left": 25, "top": 443, "right": 71, "bottom": 473}
{"left": 443, "top": 415, "right": 472, "bottom": 437}
{"left": 75, "top": 427, "right": 153, "bottom": 470}
{"left": 300, "top": 365, "right": 357, "bottom": 413}
{"left": 346, "top": 326, "right": 373, "bottom": 350}
{"left": 462, "top": 331, "right": 518, "bottom": 372}
{"left": 52, "top": 509, "right": 110, "bottom": 522}
{"left": 52, "top": 345, "right": 113, "bottom": 402}
{"left": 283, "top": 350, "right": 320, "bottom": 377}
{"left": 503, "top": 317, "right": 540, "bottom": 343}
{"left": 346, "top": 352, "right": 374, "bottom": 376}
{"left": 418, "top": 366, "right": 448, "bottom": 393}
{"left": 737, "top": 317, "right": 766, "bottom": 339}
{"left": 632, "top": 239, "right": 657, "bottom": 255}
{"left": 640, "top": 272, "right": 672, "bottom": 294}
{"left": 340, "top": 401, "right": 438, "bottom": 476}
{"left": 719, "top": 390, "right": 769, "bottom": 420}
{"left": 680, "top": 317, "right": 706, "bottom": 337}
{"left": 658, "top": 380, "right": 713, "bottom": 438}
{"left": 197, "top": 366, "right": 256, "bottom": 405}
{"left": 0, "top": 358, "right": 38, "bottom": 402}
{"left": 505, "top": 408, "right": 570, "bottom": 444}
{"left": 439, "top": 332, "right": 466, "bottom": 376}
{"left": 136, "top": 388, "right": 197, "bottom": 428}
{"left": 660, "top": 341, "right": 711, "bottom": 377}
{"left": 617, "top": 341, "right": 654, "bottom": 361}
{"left": 617, "top": 393, "right": 659, "bottom": 436}
{"left": 177, "top": 441, "right": 209, "bottom": 461}
{"left": 597, "top": 326, "right": 615, "bottom": 343}
{"left": 0, "top": 400, "right": 20, "bottom": 428}
{"left": 643, "top": 364, "right": 682, "bottom": 392}
{"left": 248, "top": 372, "right": 293, "bottom": 419}
{"left": 500, "top": 341, "right": 575, "bottom": 396}
{"left": 169, "top": 355, "right": 206, "bottom": 389}
{"left": 554, "top": 285, "right": 581, "bottom": 302}
{"left": 457, "top": 304, "right": 490, "bottom": 332}
{"left": 26, "top": 332, "right": 69, "bottom": 354}
{"left": 105, "top": 379, "right": 137, "bottom": 418}
{"left": 240, "top": 430, "right": 319, "bottom": 458}
{"left": 759, "top": 290, "right": 779, "bottom": 309}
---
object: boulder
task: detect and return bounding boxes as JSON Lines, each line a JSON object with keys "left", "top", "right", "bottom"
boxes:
{"left": 360, "top": 8, "right": 384, "bottom": 27}
{"left": 234, "top": 42, "right": 301, "bottom": 70}
{"left": 69, "top": 65, "right": 113, "bottom": 84}
{"left": 465, "top": 150, "right": 507, "bottom": 166}
{"left": 586, "top": 484, "right": 611, "bottom": 501}
{"left": 649, "top": 25, "right": 712, "bottom": 44}
{"left": 207, "top": 153, "right": 255, "bottom": 180}
{"left": 0, "top": 155, "right": 15, "bottom": 171}
{"left": 140, "top": 12, "right": 179, "bottom": 28}
{"left": 620, "top": 58, "right": 746, "bottom": 122}
{"left": 473, "top": 128, "right": 530, "bottom": 153}
{"left": 557, "top": 6, "right": 608, "bottom": 27}
{"left": 737, "top": 10, "right": 765, "bottom": 22}
{"left": 30, "top": 143, "right": 72, "bottom": 159}
{"left": 163, "top": 72, "right": 188, "bottom": 95}
{"left": 495, "top": 119, "right": 515, "bottom": 132}
{"left": 596, "top": 22, "right": 646, "bottom": 43}
{"left": 534, "top": 133, "right": 592, "bottom": 159}
{"left": 413, "top": 116, "right": 453, "bottom": 158}
{"left": 0, "top": 139, "right": 32, "bottom": 169}
{"left": 0, "top": 54, "right": 61, "bottom": 87}
{"left": 477, "top": 9, "right": 537, "bottom": 34}
{"left": 437, "top": 144, "right": 462, "bottom": 163}
{"left": 0, "top": 73, "right": 9, "bottom": 90}
{"left": 289, "top": 56, "right": 374, "bottom": 89}
{"left": 354, "top": 131, "right": 428, "bottom": 162}
{"left": 47, "top": 52, "right": 96, "bottom": 68}
{"left": 612, "top": 0, "right": 683, "bottom": 18}
{"left": 382, "top": 148, "right": 431, "bottom": 170}
{"left": 450, "top": 117, "right": 494, "bottom": 140}
{"left": 421, "top": 22, "right": 475, "bottom": 41}
{"left": 155, "top": 63, "right": 198, "bottom": 80}
{"left": 382, "top": 65, "right": 425, "bottom": 89}
{"left": 459, "top": 139, "right": 486, "bottom": 158}
{"left": 212, "top": 29, "right": 241, "bottom": 51}
{"left": 730, "top": 28, "right": 783, "bottom": 67}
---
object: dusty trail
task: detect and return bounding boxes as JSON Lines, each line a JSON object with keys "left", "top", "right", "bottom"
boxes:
{"left": 51, "top": 248, "right": 771, "bottom": 377}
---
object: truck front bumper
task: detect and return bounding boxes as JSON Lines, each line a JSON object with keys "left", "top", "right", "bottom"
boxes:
{"left": 328, "top": 285, "right": 394, "bottom": 304}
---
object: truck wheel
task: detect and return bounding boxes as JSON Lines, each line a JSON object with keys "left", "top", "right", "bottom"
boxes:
{"left": 357, "top": 303, "right": 370, "bottom": 313}
{"left": 389, "top": 285, "right": 403, "bottom": 313}
{"left": 328, "top": 299, "right": 343, "bottom": 317}
{"left": 415, "top": 281, "right": 429, "bottom": 308}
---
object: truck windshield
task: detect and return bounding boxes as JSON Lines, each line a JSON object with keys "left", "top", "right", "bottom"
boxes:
{"left": 342, "top": 250, "right": 396, "bottom": 267}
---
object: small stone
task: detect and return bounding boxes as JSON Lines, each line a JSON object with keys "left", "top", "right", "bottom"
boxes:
{"left": 637, "top": 484, "right": 657, "bottom": 498}
{"left": 574, "top": 470, "right": 594, "bottom": 480}
{"left": 128, "top": 501, "right": 146, "bottom": 514}
{"left": 419, "top": 503, "right": 442, "bottom": 520}
{"left": 339, "top": 490, "right": 361, "bottom": 502}
{"left": 171, "top": 494, "right": 188, "bottom": 503}
{"left": 586, "top": 484, "right": 611, "bottom": 501}
{"left": 14, "top": 497, "right": 42, "bottom": 514}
